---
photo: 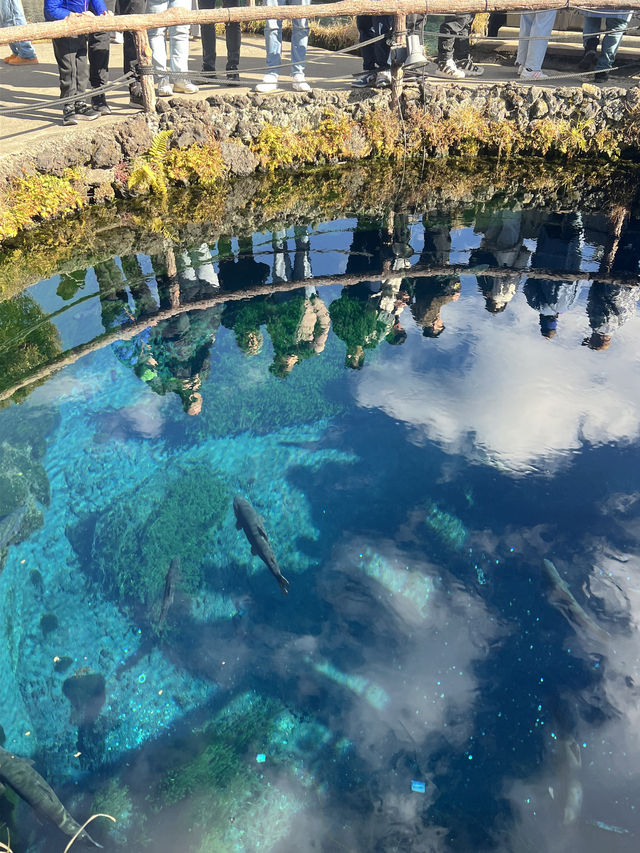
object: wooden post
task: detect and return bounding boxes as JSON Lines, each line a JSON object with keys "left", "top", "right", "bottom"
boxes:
{"left": 133, "top": 29, "right": 156, "bottom": 114}
{"left": 391, "top": 13, "right": 405, "bottom": 97}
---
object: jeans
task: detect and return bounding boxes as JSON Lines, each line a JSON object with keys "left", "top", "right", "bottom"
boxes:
{"left": 438, "top": 14, "right": 474, "bottom": 63}
{"left": 582, "top": 15, "right": 629, "bottom": 71}
{"left": 264, "top": 0, "right": 309, "bottom": 77}
{"left": 148, "top": 0, "right": 191, "bottom": 75}
{"left": 516, "top": 11, "right": 556, "bottom": 72}
{"left": 0, "top": 0, "right": 37, "bottom": 59}
{"left": 199, "top": 0, "right": 241, "bottom": 72}
{"left": 356, "top": 15, "right": 392, "bottom": 72}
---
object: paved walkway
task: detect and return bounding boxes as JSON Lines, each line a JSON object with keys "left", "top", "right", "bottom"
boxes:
{"left": 1, "top": 35, "right": 638, "bottom": 159}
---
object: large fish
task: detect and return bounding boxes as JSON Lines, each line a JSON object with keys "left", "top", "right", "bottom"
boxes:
{"left": 542, "top": 558, "right": 610, "bottom": 642}
{"left": 233, "top": 497, "right": 289, "bottom": 595}
{"left": 0, "top": 746, "right": 102, "bottom": 847}
{"left": 156, "top": 556, "right": 181, "bottom": 629}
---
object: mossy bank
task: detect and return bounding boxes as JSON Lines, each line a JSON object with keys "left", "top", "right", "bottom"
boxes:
{"left": 2, "top": 81, "right": 640, "bottom": 241}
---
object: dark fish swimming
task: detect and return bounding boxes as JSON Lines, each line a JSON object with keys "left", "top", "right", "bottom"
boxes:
{"left": 0, "top": 746, "right": 102, "bottom": 847}
{"left": 542, "top": 558, "right": 610, "bottom": 642}
{"left": 156, "top": 556, "right": 181, "bottom": 629}
{"left": 233, "top": 496, "right": 289, "bottom": 595}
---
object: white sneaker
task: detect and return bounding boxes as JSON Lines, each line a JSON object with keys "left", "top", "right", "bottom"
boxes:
{"left": 435, "top": 58, "right": 465, "bottom": 79}
{"left": 158, "top": 77, "right": 173, "bottom": 97}
{"left": 292, "top": 73, "right": 311, "bottom": 92}
{"left": 255, "top": 73, "right": 279, "bottom": 93}
{"left": 520, "top": 68, "right": 548, "bottom": 80}
{"left": 375, "top": 69, "right": 392, "bottom": 88}
{"left": 173, "top": 78, "right": 199, "bottom": 94}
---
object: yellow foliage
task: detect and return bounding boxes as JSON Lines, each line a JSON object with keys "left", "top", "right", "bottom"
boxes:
{"left": 165, "top": 140, "right": 226, "bottom": 189}
{"left": 0, "top": 169, "right": 85, "bottom": 242}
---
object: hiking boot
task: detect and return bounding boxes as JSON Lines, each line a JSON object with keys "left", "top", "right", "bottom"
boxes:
{"left": 351, "top": 71, "right": 376, "bottom": 88}
{"left": 595, "top": 70, "right": 610, "bottom": 83}
{"left": 457, "top": 57, "right": 484, "bottom": 76}
{"left": 75, "top": 101, "right": 100, "bottom": 121}
{"left": 226, "top": 66, "right": 239, "bottom": 81}
{"left": 62, "top": 105, "right": 78, "bottom": 126}
{"left": 578, "top": 49, "right": 598, "bottom": 71}
{"left": 435, "top": 58, "right": 465, "bottom": 79}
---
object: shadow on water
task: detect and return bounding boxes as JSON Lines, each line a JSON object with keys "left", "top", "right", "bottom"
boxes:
{"left": 1, "top": 160, "right": 640, "bottom": 852}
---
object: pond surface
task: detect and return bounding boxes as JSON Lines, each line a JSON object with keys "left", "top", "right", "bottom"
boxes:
{"left": 1, "top": 194, "right": 640, "bottom": 853}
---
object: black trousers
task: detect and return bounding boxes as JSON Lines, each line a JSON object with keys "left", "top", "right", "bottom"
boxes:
{"left": 89, "top": 0, "right": 116, "bottom": 103}
{"left": 356, "top": 15, "right": 392, "bottom": 72}
{"left": 118, "top": 0, "right": 147, "bottom": 80}
{"left": 199, "top": 0, "right": 241, "bottom": 72}
{"left": 438, "top": 14, "right": 475, "bottom": 63}
{"left": 53, "top": 35, "right": 90, "bottom": 103}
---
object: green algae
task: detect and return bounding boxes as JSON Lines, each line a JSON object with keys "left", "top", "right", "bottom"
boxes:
{"left": 329, "top": 290, "right": 390, "bottom": 369}
{"left": 92, "top": 779, "right": 135, "bottom": 845}
{"left": 91, "top": 464, "right": 229, "bottom": 604}
{"left": 424, "top": 500, "right": 468, "bottom": 551}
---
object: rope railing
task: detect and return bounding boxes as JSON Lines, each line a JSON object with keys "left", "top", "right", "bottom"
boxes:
{"left": 2, "top": 1, "right": 640, "bottom": 46}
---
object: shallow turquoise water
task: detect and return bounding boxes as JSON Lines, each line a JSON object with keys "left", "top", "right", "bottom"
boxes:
{"left": 1, "top": 206, "right": 640, "bottom": 852}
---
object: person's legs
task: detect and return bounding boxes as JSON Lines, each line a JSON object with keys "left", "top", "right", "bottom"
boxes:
{"left": 356, "top": 16, "right": 376, "bottom": 72}
{"left": 89, "top": 0, "right": 115, "bottom": 108}
{"left": 199, "top": 0, "right": 217, "bottom": 73}
{"left": 120, "top": 0, "right": 147, "bottom": 78}
{"left": 264, "top": 0, "right": 284, "bottom": 75}
{"left": 224, "top": 0, "right": 241, "bottom": 72}
{"left": 452, "top": 14, "right": 474, "bottom": 63}
{"left": 289, "top": 0, "right": 310, "bottom": 78}
{"left": 438, "top": 16, "right": 462, "bottom": 64}
{"left": 598, "top": 16, "right": 629, "bottom": 71}
{"left": 167, "top": 0, "right": 192, "bottom": 75}
{"left": 371, "top": 15, "right": 391, "bottom": 72}
{"left": 74, "top": 35, "right": 90, "bottom": 104}
{"left": 523, "top": 10, "right": 556, "bottom": 72}
{"left": 3, "top": 0, "right": 37, "bottom": 60}
{"left": 53, "top": 37, "right": 77, "bottom": 102}
{"left": 516, "top": 13, "right": 534, "bottom": 69}
{"left": 581, "top": 15, "right": 601, "bottom": 54}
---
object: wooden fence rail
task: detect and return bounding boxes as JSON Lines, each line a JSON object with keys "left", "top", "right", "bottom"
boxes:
{"left": 1, "top": 1, "right": 639, "bottom": 46}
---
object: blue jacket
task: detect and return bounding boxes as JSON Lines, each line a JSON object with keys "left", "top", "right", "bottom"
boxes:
{"left": 44, "top": 0, "right": 108, "bottom": 22}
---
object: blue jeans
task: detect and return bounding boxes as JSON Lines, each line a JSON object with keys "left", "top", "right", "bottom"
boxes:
{"left": 147, "top": 0, "right": 191, "bottom": 74}
{"left": 582, "top": 15, "right": 629, "bottom": 71}
{"left": 0, "top": 0, "right": 37, "bottom": 59}
{"left": 264, "top": 0, "right": 309, "bottom": 77}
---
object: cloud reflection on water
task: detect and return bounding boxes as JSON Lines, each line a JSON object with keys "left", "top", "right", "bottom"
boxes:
{"left": 355, "top": 294, "right": 640, "bottom": 474}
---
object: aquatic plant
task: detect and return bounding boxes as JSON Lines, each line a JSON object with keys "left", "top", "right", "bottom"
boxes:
{"left": 424, "top": 500, "right": 468, "bottom": 551}
{"left": 92, "top": 780, "right": 133, "bottom": 844}
{"left": 91, "top": 465, "right": 229, "bottom": 603}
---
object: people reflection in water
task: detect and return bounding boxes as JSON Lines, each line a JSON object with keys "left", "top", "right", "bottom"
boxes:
{"left": 523, "top": 212, "right": 583, "bottom": 338}
{"left": 583, "top": 283, "right": 640, "bottom": 350}
{"left": 96, "top": 255, "right": 158, "bottom": 331}
{"left": 410, "top": 219, "right": 460, "bottom": 337}
{"left": 217, "top": 235, "right": 271, "bottom": 293}
{"left": 108, "top": 243, "right": 222, "bottom": 414}
{"left": 271, "top": 226, "right": 312, "bottom": 284}
{"left": 470, "top": 208, "right": 530, "bottom": 313}
{"left": 331, "top": 214, "right": 411, "bottom": 367}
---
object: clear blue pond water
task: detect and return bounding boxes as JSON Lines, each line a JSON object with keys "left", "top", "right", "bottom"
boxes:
{"left": 1, "top": 203, "right": 640, "bottom": 852}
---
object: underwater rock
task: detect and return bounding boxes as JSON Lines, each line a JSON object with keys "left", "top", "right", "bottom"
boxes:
{"left": 29, "top": 568, "right": 44, "bottom": 593}
{"left": 53, "top": 655, "right": 74, "bottom": 674}
{"left": 39, "top": 613, "right": 59, "bottom": 636}
{"left": 0, "top": 724, "right": 5, "bottom": 746}
{"left": 62, "top": 672, "right": 106, "bottom": 724}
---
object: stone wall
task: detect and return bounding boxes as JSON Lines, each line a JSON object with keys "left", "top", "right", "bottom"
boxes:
{"left": 1, "top": 83, "right": 639, "bottom": 222}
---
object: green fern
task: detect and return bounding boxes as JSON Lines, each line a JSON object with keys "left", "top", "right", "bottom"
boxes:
{"left": 128, "top": 131, "right": 174, "bottom": 197}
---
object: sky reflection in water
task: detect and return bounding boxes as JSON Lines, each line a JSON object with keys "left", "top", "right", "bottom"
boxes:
{"left": 0, "top": 202, "right": 639, "bottom": 853}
